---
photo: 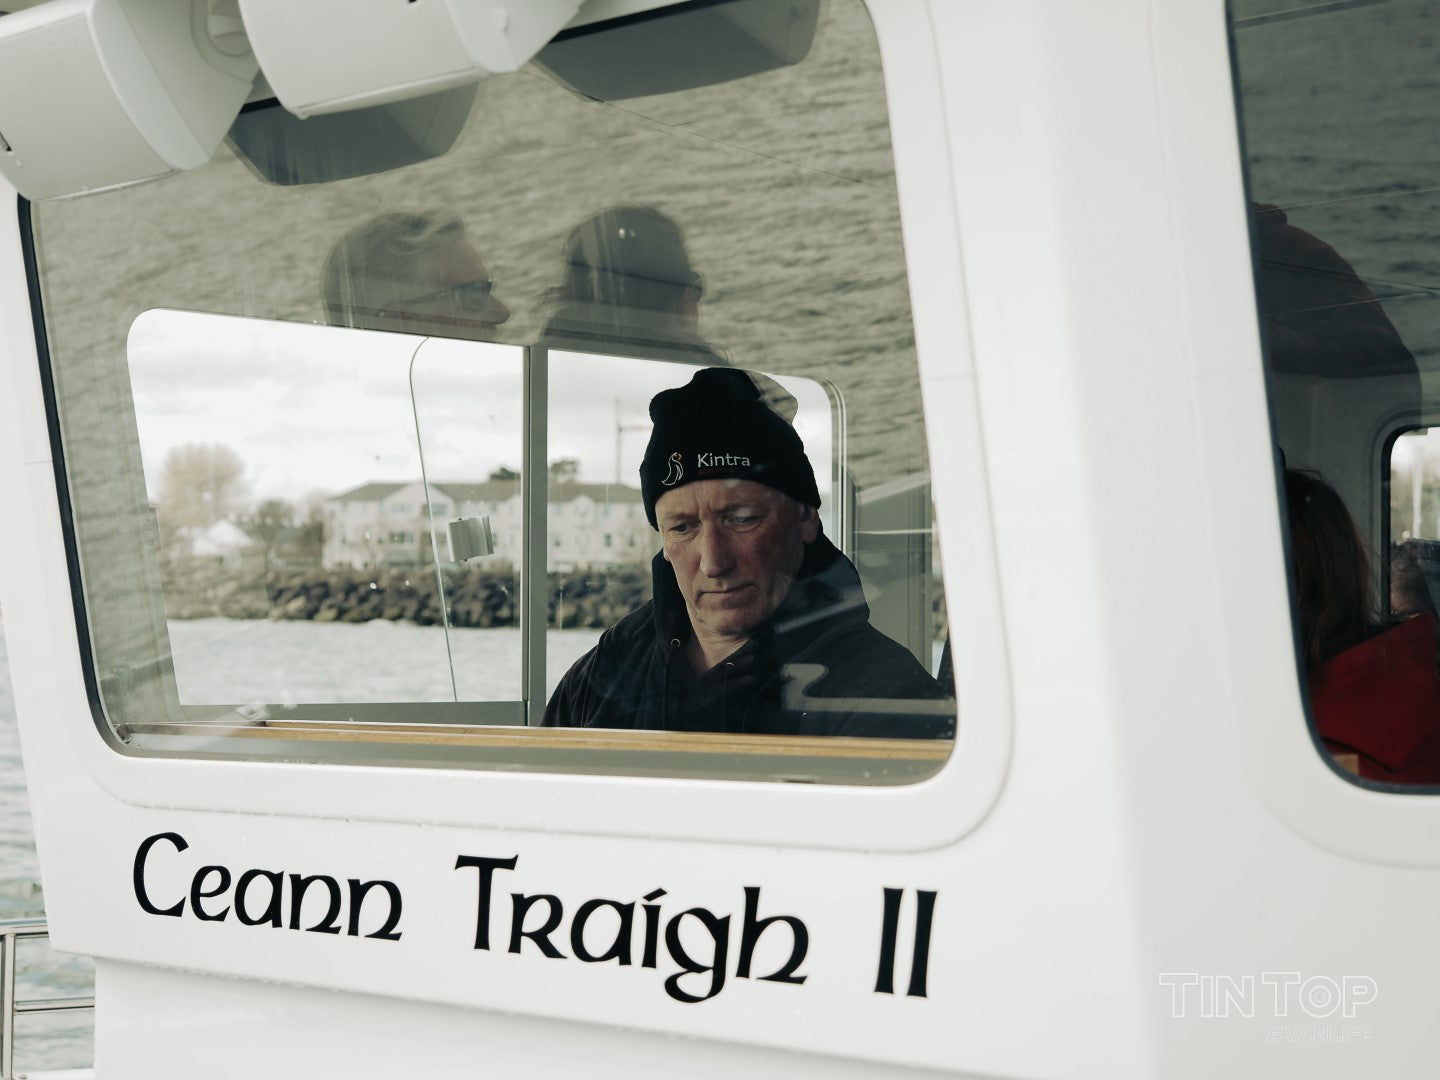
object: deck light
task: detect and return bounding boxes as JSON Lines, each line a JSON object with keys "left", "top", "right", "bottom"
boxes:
{"left": 0, "top": 0, "right": 258, "bottom": 200}
{"left": 233, "top": 0, "right": 584, "bottom": 118}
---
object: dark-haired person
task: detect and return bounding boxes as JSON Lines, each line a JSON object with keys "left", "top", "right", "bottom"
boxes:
{"left": 1254, "top": 203, "right": 1417, "bottom": 385}
{"left": 1285, "top": 468, "right": 1440, "bottom": 783}
{"left": 543, "top": 368, "right": 950, "bottom": 738}
{"left": 543, "top": 205, "right": 714, "bottom": 355}
{"left": 322, "top": 209, "right": 510, "bottom": 339}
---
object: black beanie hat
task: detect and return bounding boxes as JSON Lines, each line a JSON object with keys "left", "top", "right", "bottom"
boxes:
{"left": 640, "top": 368, "right": 821, "bottom": 529}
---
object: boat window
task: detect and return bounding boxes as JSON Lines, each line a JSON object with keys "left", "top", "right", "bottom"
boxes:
{"left": 1231, "top": 0, "right": 1440, "bottom": 788}
{"left": 126, "top": 311, "right": 526, "bottom": 712}
{"left": 28, "top": 0, "right": 953, "bottom": 783}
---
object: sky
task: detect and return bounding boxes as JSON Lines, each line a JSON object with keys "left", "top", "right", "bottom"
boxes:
{"left": 127, "top": 310, "right": 834, "bottom": 521}
{"left": 1389, "top": 427, "right": 1440, "bottom": 474}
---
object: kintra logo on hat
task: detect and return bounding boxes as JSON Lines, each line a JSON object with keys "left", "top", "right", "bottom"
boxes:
{"left": 663, "top": 451, "right": 684, "bottom": 487}
{"left": 640, "top": 368, "right": 820, "bottom": 529}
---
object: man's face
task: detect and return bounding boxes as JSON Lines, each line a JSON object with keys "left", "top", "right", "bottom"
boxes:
{"left": 656, "top": 478, "right": 819, "bottom": 644}
{"left": 374, "top": 236, "right": 511, "bottom": 338}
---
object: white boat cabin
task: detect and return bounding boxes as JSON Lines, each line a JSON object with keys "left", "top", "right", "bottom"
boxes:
{"left": 0, "top": 0, "right": 1438, "bottom": 1076}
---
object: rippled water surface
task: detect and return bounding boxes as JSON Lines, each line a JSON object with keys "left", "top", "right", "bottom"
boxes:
{"left": 0, "top": 613, "right": 95, "bottom": 1072}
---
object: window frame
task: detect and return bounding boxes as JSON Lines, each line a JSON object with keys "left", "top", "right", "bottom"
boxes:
{"left": 19, "top": 0, "right": 1010, "bottom": 853}
{"left": 1172, "top": 0, "right": 1440, "bottom": 864}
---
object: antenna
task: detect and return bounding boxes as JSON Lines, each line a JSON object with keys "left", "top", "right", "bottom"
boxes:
{"left": 614, "top": 397, "right": 648, "bottom": 484}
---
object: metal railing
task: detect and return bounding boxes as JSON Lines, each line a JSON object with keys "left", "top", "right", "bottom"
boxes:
{"left": 0, "top": 919, "right": 94, "bottom": 1080}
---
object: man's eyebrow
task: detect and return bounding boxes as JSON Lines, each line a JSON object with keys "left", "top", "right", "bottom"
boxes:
{"left": 659, "top": 502, "right": 766, "bottom": 525}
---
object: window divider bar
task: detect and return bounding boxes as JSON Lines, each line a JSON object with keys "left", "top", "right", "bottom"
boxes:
{"left": 523, "top": 344, "right": 551, "bottom": 722}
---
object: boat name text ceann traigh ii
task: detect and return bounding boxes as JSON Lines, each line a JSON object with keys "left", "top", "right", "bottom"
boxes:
{"left": 132, "top": 833, "right": 938, "bottom": 1004}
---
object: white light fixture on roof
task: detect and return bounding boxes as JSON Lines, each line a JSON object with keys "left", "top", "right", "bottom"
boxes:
{"left": 234, "top": 0, "right": 585, "bottom": 118}
{"left": 0, "top": 0, "right": 258, "bottom": 200}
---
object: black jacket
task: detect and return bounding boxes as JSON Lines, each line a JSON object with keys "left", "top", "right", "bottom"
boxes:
{"left": 542, "top": 536, "right": 952, "bottom": 738}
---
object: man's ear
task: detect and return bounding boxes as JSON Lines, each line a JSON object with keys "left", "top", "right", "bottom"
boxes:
{"left": 798, "top": 503, "right": 820, "bottom": 543}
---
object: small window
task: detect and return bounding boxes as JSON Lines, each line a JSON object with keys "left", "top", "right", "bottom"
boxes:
{"left": 1387, "top": 429, "right": 1440, "bottom": 622}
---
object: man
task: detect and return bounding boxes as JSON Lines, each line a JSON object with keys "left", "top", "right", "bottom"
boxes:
{"left": 321, "top": 209, "right": 511, "bottom": 339}
{"left": 544, "top": 367, "right": 951, "bottom": 738}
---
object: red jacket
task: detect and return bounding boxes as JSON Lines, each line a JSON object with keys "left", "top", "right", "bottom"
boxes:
{"left": 1312, "top": 613, "right": 1440, "bottom": 785}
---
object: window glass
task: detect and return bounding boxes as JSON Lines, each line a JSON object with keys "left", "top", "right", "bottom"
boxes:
{"left": 1390, "top": 430, "right": 1440, "bottom": 544}
{"left": 128, "top": 311, "right": 525, "bottom": 707}
{"left": 31, "top": 0, "right": 954, "bottom": 781}
{"left": 541, "top": 350, "right": 838, "bottom": 702}
{"left": 1232, "top": 0, "right": 1440, "bottom": 786}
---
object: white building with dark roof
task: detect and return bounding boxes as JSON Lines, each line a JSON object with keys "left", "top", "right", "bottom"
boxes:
{"left": 545, "top": 482, "right": 655, "bottom": 572}
{"left": 323, "top": 479, "right": 654, "bottom": 571}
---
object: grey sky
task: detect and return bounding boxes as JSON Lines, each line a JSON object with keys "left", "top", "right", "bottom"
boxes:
{"left": 127, "top": 311, "right": 834, "bottom": 523}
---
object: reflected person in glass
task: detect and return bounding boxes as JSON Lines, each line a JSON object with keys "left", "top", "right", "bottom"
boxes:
{"left": 543, "top": 367, "right": 951, "bottom": 739}
{"left": 544, "top": 205, "right": 817, "bottom": 421}
{"left": 321, "top": 209, "right": 511, "bottom": 340}
{"left": 544, "top": 205, "right": 717, "bottom": 358}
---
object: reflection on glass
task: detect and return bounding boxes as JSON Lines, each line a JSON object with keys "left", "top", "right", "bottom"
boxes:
{"left": 409, "top": 337, "right": 524, "bottom": 702}
{"left": 1234, "top": 0, "right": 1440, "bottom": 785}
{"left": 127, "top": 311, "right": 523, "bottom": 704}
{"left": 40, "top": 0, "right": 953, "bottom": 777}
{"left": 322, "top": 210, "right": 512, "bottom": 341}
{"left": 544, "top": 206, "right": 710, "bottom": 354}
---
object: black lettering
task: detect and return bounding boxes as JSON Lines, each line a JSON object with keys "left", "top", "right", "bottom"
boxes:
{"left": 509, "top": 893, "right": 566, "bottom": 958}
{"left": 735, "top": 886, "right": 807, "bottom": 984}
{"left": 347, "top": 879, "right": 403, "bottom": 941}
{"left": 875, "top": 886, "right": 902, "bottom": 994}
{"left": 874, "top": 887, "right": 937, "bottom": 998}
{"left": 663, "top": 909, "right": 730, "bottom": 1004}
{"left": 288, "top": 873, "right": 343, "bottom": 934}
{"left": 133, "top": 835, "right": 412, "bottom": 946}
{"left": 133, "top": 832, "right": 187, "bottom": 917}
{"left": 907, "top": 890, "right": 937, "bottom": 998}
{"left": 454, "top": 854, "right": 518, "bottom": 950}
{"left": 641, "top": 888, "right": 665, "bottom": 969}
{"left": 235, "top": 869, "right": 284, "bottom": 927}
{"left": 570, "top": 899, "right": 634, "bottom": 965}
{"left": 190, "top": 865, "right": 232, "bottom": 922}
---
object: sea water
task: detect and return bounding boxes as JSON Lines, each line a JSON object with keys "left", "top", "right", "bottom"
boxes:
{"left": 0, "top": 613, "right": 96, "bottom": 1073}
{"left": 0, "top": 614, "right": 605, "bottom": 1073}
{"left": 166, "top": 617, "right": 602, "bottom": 704}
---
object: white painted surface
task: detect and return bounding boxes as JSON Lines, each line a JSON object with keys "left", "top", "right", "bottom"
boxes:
{"left": 0, "top": 0, "right": 1434, "bottom": 1077}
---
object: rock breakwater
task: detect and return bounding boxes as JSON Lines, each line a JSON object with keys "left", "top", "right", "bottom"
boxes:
{"left": 163, "top": 564, "right": 652, "bottom": 629}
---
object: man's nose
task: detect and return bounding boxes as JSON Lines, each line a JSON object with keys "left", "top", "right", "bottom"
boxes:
{"left": 696, "top": 525, "right": 736, "bottom": 578}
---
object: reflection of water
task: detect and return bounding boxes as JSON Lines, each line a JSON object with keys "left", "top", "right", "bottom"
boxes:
{"left": 0, "top": 617, "right": 96, "bottom": 1072}
{"left": 170, "top": 617, "right": 602, "bottom": 705}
